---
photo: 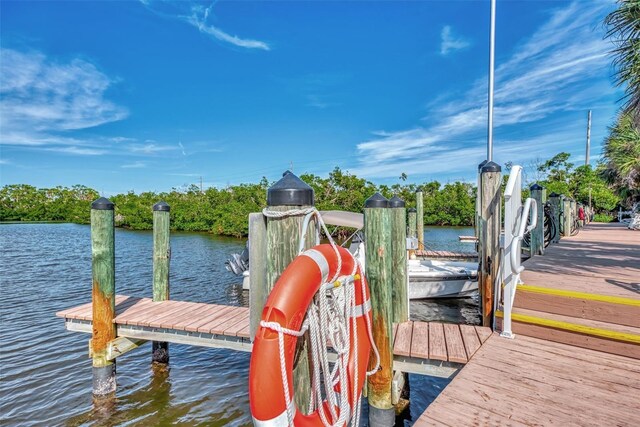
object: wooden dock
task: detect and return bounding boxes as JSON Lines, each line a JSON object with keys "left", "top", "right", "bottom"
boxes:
{"left": 414, "top": 249, "right": 478, "bottom": 260}
{"left": 415, "top": 333, "right": 640, "bottom": 426}
{"left": 57, "top": 297, "right": 493, "bottom": 377}
{"left": 500, "top": 222, "right": 640, "bottom": 358}
{"left": 417, "top": 223, "right": 640, "bottom": 425}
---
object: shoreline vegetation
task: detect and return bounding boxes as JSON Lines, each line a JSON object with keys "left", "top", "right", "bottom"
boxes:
{"left": 0, "top": 151, "right": 624, "bottom": 237}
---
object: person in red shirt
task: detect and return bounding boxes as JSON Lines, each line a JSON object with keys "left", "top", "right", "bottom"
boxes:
{"left": 578, "top": 206, "right": 585, "bottom": 227}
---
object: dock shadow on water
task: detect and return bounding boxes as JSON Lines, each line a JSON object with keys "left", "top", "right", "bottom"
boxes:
{"left": 0, "top": 223, "right": 477, "bottom": 426}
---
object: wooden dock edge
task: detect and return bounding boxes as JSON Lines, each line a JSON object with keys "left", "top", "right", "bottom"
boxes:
{"left": 515, "top": 285, "right": 640, "bottom": 328}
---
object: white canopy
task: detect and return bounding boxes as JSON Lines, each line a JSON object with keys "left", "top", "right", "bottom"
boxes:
{"left": 319, "top": 210, "right": 364, "bottom": 229}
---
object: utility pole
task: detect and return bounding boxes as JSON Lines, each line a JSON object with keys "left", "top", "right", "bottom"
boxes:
{"left": 487, "top": 0, "right": 497, "bottom": 162}
{"left": 586, "top": 110, "right": 592, "bottom": 166}
{"left": 199, "top": 176, "right": 203, "bottom": 193}
{"left": 586, "top": 110, "right": 592, "bottom": 213}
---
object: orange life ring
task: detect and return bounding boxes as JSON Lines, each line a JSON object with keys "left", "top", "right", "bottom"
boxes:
{"left": 249, "top": 244, "right": 372, "bottom": 426}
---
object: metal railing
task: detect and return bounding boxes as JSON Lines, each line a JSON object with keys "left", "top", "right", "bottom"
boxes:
{"left": 496, "top": 165, "right": 537, "bottom": 339}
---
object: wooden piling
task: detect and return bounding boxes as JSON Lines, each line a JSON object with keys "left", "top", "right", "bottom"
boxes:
{"left": 407, "top": 208, "right": 417, "bottom": 259}
{"left": 248, "top": 212, "right": 267, "bottom": 341}
{"left": 389, "top": 196, "right": 408, "bottom": 323}
{"left": 478, "top": 162, "right": 501, "bottom": 328}
{"left": 416, "top": 190, "right": 424, "bottom": 251}
{"left": 563, "top": 197, "right": 572, "bottom": 237}
{"left": 475, "top": 160, "right": 488, "bottom": 243}
{"left": 548, "top": 193, "right": 561, "bottom": 243}
{"left": 152, "top": 201, "right": 171, "bottom": 365}
{"left": 90, "top": 197, "right": 117, "bottom": 396}
{"left": 364, "top": 193, "right": 395, "bottom": 426}
{"left": 529, "top": 184, "right": 545, "bottom": 256}
{"left": 264, "top": 171, "right": 315, "bottom": 414}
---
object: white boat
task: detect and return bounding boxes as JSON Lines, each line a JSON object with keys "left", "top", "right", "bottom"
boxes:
{"left": 227, "top": 210, "right": 478, "bottom": 299}
{"left": 407, "top": 259, "right": 478, "bottom": 299}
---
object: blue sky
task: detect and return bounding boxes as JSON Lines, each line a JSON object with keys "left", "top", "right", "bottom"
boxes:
{"left": 0, "top": 0, "right": 621, "bottom": 194}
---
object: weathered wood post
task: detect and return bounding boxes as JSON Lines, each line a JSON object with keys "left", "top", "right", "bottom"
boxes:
{"left": 264, "top": 171, "right": 315, "bottom": 413}
{"left": 407, "top": 207, "right": 417, "bottom": 259}
{"left": 478, "top": 161, "right": 501, "bottom": 328}
{"left": 562, "top": 196, "right": 572, "bottom": 237}
{"left": 476, "top": 160, "right": 488, "bottom": 244}
{"left": 364, "top": 193, "right": 395, "bottom": 426}
{"left": 548, "top": 193, "right": 561, "bottom": 244}
{"left": 415, "top": 189, "right": 424, "bottom": 252}
{"left": 90, "top": 197, "right": 117, "bottom": 396}
{"left": 152, "top": 201, "right": 171, "bottom": 365}
{"left": 248, "top": 213, "right": 267, "bottom": 341}
{"left": 389, "top": 196, "right": 408, "bottom": 323}
{"left": 570, "top": 199, "right": 577, "bottom": 231}
{"left": 529, "top": 184, "right": 545, "bottom": 256}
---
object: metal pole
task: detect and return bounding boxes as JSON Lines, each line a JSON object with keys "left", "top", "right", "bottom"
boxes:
{"left": 586, "top": 110, "right": 591, "bottom": 166}
{"left": 487, "top": 0, "right": 496, "bottom": 162}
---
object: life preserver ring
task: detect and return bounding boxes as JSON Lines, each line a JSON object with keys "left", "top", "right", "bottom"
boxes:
{"left": 249, "top": 244, "right": 372, "bottom": 426}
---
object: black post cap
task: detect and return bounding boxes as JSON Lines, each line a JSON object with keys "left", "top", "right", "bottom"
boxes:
{"left": 364, "top": 192, "right": 388, "bottom": 208}
{"left": 153, "top": 201, "right": 170, "bottom": 212}
{"left": 267, "top": 170, "right": 314, "bottom": 206}
{"left": 388, "top": 196, "right": 405, "bottom": 208}
{"left": 408, "top": 208, "right": 417, "bottom": 213}
{"left": 481, "top": 161, "right": 501, "bottom": 173}
{"left": 91, "top": 197, "right": 114, "bottom": 210}
{"left": 549, "top": 192, "right": 560, "bottom": 198}
{"left": 530, "top": 183, "right": 544, "bottom": 191}
{"left": 478, "top": 159, "right": 489, "bottom": 171}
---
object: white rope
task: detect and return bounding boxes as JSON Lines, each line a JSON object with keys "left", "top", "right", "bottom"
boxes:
{"left": 260, "top": 206, "right": 381, "bottom": 427}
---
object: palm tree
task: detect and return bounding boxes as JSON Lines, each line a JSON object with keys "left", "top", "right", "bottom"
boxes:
{"left": 604, "top": 0, "right": 640, "bottom": 121}
{"left": 600, "top": 112, "right": 640, "bottom": 204}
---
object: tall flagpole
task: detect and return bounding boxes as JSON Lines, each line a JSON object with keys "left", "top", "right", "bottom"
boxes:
{"left": 487, "top": 0, "right": 496, "bottom": 161}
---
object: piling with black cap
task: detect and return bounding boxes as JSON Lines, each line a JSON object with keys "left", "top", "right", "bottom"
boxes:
{"left": 415, "top": 189, "right": 424, "bottom": 252}
{"left": 264, "top": 171, "right": 315, "bottom": 413}
{"left": 152, "top": 201, "right": 171, "bottom": 365}
{"left": 364, "top": 193, "right": 395, "bottom": 426}
{"left": 530, "top": 184, "right": 545, "bottom": 256}
{"left": 389, "top": 196, "right": 408, "bottom": 323}
{"left": 478, "top": 161, "right": 502, "bottom": 327}
{"left": 90, "top": 197, "right": 117, "bottom": 396}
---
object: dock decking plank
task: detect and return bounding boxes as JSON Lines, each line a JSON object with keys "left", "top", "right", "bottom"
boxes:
{"left": 137, "top": 300, "right": 194, "bottom": 327}
{"left": 183, "top": 305, "right": 236, "bottom": 332}
{"left": 393, "top": 321, "right": 413, "bottom": 357}
{"left": 113, "top": 298, "right": 156, "bottom": 323}
{"left": 459, "top": 324, "right": 481, "bottom": 358}
{"left": 169, "top": 303, "right": 221, "bottom": 331}
{"left": 211, "top": 311, "right": 250, "bottom": 335}
{"left": 474, "top": 325, "right": 492, "bottom": 343}
{"left": 428, "top": 322, "right": 447, "bottom": 362}
{"left": 410, "top": 321, "right": 429, "bottom": 359}
{"left": 443, "top": 324, "right": 467, "bottom": 363}
{"left": 198, "top": 307, "right": 247, "bottom": 334}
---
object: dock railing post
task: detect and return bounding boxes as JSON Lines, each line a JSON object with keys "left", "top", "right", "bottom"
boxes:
{"left": 564, "top": 198, "right": 573, "bottom": 236}
{"left": 389, "top": 196, "right": 408, "bottom": 323}
{"left": 415, "top": 189, "right": 424, "bottom": 252}
{"left": 364, "top": 193, "right": 395, "bottom": 426}
{"left": 548, "top": 193, "right": 561, "bottom": 244}
{"left": 90, "top": 197, "right": 117, "bottom": 396}
{"left": 152, "top": 201, "right": 171, "bottom": 365}
{"left": 479, "top": 161, "right": 502, "bottom": 328}
{"left": 476, "top": 160, "right": 488, "bottom": 246}
{"left": 264, "top": 171, "right": 315, "bottom": 414}
{"left": 407, "top": 208, "right": 417, "bottom": 259}
{"left": 530, "top": 184, "right": 545, "bottom": 256}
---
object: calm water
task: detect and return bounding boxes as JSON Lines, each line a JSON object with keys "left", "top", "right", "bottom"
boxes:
{"left": 0, "top": 223, "right": 477, "bottom": 426}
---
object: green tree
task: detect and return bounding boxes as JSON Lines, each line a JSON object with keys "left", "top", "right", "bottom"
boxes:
{"left": 604, "top": 0, "right": 640, "bottom": 121}
{"left": 600, "top": 112, "right": 640, "bottom": 204}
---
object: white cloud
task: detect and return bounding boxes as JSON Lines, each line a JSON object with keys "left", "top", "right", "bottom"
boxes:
{"left": 0, "top": 48, "right": 128, "bottom": 156}
{"left": 0, "top": 159, "right": 10, "bottom": 165}
{"left": 140, "top": 1, "right": 270, "bottom": 51}
{"left": 440, "top": 26, "right": 471, "bottom": 56}
{"left": 122, "top": 161, "right": 147, "bottom": 168}
{"left": 46, "top": 146, "right": 107, "bottom": 156}
{"left": 128, "top": 143, "right": 176, "bottom": 154}
{"left": 354, "top": 2, "right": 615, "bottom": 180}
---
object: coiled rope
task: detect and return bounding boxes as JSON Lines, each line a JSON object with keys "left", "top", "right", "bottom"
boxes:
{"left": 260, "top": 207, "right": 380, "bottom": 427}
